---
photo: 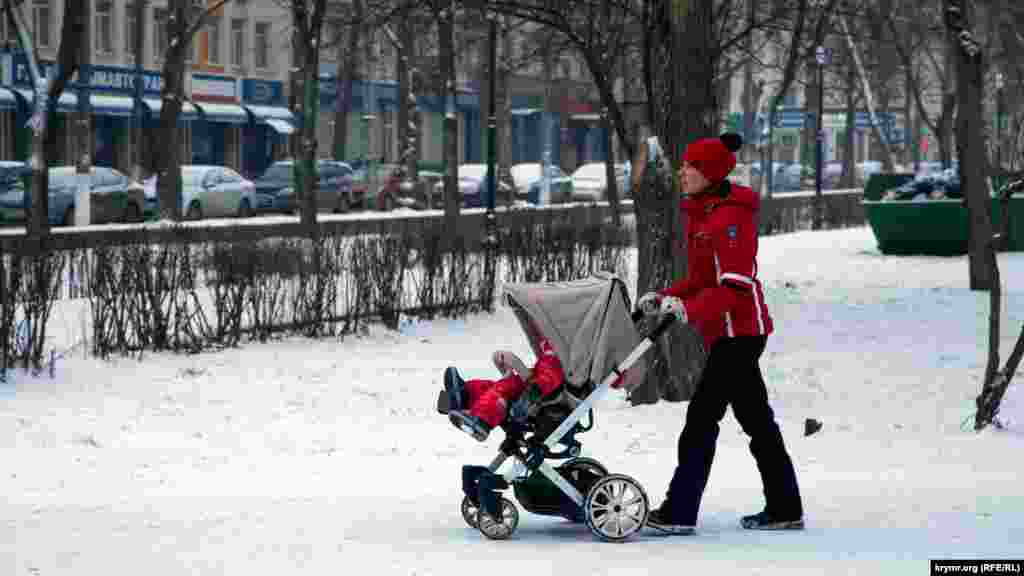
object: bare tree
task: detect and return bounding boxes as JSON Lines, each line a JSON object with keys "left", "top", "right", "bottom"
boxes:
{"left": 974, "top": 178, "right": 1024, "bottom": 430}
{"left": 431, "top": 0, "right": 459, "bottom": 241}
{"left": 331, "top": 0, "right": 365, "bottom": 162}
{"left": 2, "top": 0, "right": 85, "bottom": 236}
{"left": 945, "top": 0, "right": 994, "bottom": 291}
{"left": 154, "top": 0, "right": 231, "bottom": 222}
{"left": 290, "top": 0, "right": 329, "bottom": 228}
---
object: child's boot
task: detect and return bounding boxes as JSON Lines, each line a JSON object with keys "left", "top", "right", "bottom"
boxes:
{"left": 449, "top": 410, "right": 492, "bottom": 442}
{"left": 444, "top": 367, "right": 468, "bottom": 412}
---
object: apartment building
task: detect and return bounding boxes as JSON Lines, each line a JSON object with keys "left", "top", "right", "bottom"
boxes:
{"left": 0, "top": 0, "right": 295, "bottom": 178}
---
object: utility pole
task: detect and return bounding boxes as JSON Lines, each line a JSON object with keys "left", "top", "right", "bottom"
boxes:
{"left": 133, "top": 0, "right": 147, "bottom": 181}
{"left": 76, "top": 0, "right": 93, "bottom": 226}
{"left": 541, "top": 36, "right": 552, "bottom": 205}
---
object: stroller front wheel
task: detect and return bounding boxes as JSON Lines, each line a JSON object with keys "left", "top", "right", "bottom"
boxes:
{"left": 584, "top": 474, "right": 650, "bottom": 542}
{"left": 460, "top": 495, "right": 480, "bottom": 529}
{"left": 476, "top": 497, "right": 520, "bottom": 540}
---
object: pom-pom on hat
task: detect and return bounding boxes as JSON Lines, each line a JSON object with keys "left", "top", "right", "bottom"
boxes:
{"left": 682, "top": 132, "right": 744, "bottom": 185}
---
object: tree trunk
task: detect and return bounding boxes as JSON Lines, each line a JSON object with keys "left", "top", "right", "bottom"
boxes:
{"left": 5, "top": 0, "right": 82, "bottom": 235}
{"left": 333, "top": 0, "right": 363, "bottom": 161}
{"left": 498, "top": 16, "right": 512, "bottom": 205}
{"left": 601, "top": 0, "right": 621, "bottom": 226}
{"left": 156, "top": 1, "right": 190, "bottom": 222}
{"left": 842, "top": 42, "right": 857, "bottom": 188}
{"left": 631, "top": 0, "right": 721, "bottom": 404}
{"left": 439, "top": 1, "right": 459, "bottom": 242}
{"left": 946, "top": 0, "right": 993, "bottom": 291}
{"left": 132, "top": 0, "right": 148, "bottom": 179}
{"left": 940, "top": 28, "right": 956, "bottom": 168}
{"left": 398, "top": 18, "right": 419, "bottom": 184}
{"left": 74, "top": 0, "right": 93, "bottom": 227}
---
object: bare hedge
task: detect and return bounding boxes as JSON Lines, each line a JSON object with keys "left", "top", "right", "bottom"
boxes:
{"left": 0, "top": 193, "right": 863, "bottom": 372}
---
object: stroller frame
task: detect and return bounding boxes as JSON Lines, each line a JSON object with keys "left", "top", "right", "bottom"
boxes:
{"left": 456, "top": 286, "right": 676, "bottom": 543}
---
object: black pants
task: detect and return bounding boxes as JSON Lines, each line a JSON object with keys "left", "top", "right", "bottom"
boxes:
{"left": 666, "top": 335, "right": 803, "bottom": 525}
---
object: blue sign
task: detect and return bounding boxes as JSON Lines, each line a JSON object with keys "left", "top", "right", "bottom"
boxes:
{"left": 13, "top": 56, "right": 162, "bottom": 96}
{"left": 241, "top": 78, "right": 284, "bottom": 106}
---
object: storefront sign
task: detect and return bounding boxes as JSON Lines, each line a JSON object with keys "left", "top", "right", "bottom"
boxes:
{"left": 191, "top": 73, "right": 238, "bottom": 103}
{"left": 12, "top": 56, "right": 162, "bottom": 96}
{"left": 241, "top": 79, "right": 284, "bottom": 106}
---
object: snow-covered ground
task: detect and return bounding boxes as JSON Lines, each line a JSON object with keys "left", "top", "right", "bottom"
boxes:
{"left": 3, "top": 226, "right": 1023, "bottom": 575}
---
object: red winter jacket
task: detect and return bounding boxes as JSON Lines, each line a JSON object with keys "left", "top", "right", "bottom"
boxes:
{"left": 530, "top": 338, "right": 565, "bottom": 397}
{"left": 658, "top": 181, "right": 773, "bottom": 352}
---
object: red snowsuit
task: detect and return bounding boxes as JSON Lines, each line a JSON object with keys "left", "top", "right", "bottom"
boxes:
{"left": 658, "top": 181, "right": 773, "bottom": 352}
{"left": 465, "top": 339, "right": 564, "bottom": 428}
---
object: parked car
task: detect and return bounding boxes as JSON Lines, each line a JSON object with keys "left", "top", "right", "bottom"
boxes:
{"left": 145, "top": 165, "right": 256, "bottom": 220}
{"left": 509, "top": 163, "right": 574, "bottom": 205}
{"left": 0, "top": 163, "right": 145, "bottom": 226}
{"left": 253, "top": 159, "right": 357, "bottom": 214}
{"left": 569, "top": 162, "right": 628, "bottom": 202}
{"left": 431, "top": 164, "right": 513, "bottom": 208}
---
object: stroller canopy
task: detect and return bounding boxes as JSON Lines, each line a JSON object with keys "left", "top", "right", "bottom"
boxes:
{"left": 501, "top": 272, "right": 647, "bottom": 391}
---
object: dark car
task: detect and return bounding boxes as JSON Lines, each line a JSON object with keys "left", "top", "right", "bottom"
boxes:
{"left": 252, "top": 159, "right": 357, "bottom": 214}
{"left": 0, "top": 163, "right": 145, "bottom": 226}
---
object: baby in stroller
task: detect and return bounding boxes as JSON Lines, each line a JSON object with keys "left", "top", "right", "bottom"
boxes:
{"left": 444, "top": 317, "right": 564, "bottom": 442}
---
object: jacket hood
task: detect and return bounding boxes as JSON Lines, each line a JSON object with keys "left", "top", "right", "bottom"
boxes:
{"left": 721, "top": 180, "right": 759, "bottom": 212}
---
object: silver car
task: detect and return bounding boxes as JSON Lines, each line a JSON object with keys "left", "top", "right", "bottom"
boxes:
{"left": 144, "top": 165, "right": 257, "bottom": 220}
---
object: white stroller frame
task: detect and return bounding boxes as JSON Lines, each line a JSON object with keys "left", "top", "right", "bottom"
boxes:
{"left": 457, "top": 272, "right": 677, "bottom": 542}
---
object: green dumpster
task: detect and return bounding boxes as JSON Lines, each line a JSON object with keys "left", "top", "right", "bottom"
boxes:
{"left": 862, "top": 195, "right": 1024, "bottom": 256}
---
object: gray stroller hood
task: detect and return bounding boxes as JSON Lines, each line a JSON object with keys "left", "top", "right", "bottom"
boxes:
{"left": 501, "top": 272, "right": 647, "bottom": 392}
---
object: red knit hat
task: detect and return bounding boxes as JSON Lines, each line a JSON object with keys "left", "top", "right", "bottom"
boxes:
{"left": 682, "top": 133, "right": 743, "bottom": 185}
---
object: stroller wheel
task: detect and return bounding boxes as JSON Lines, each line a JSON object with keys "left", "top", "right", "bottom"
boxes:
{"left": 460, "top": 495, "right": 480, "bottom": 529}
{"left": 476, "top": 497, "right": 519, "bottom": 540}
{"left": 584, "top": 474, "right": 649, "bottom": 543}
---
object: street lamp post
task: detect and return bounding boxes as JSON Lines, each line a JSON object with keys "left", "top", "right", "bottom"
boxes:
{"left": 814, "top": 45, "right": 830, "bottom": 231}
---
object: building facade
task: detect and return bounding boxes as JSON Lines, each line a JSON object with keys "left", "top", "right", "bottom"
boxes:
{"left": 0, "top": 1, "right": 617, "bottom": 181}
{"left": 0, "top": 0, "right": 295, "bottom": 178}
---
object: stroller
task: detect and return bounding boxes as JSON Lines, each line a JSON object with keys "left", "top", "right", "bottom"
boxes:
{"left": 435, "top": 272, "right": 676, "bottom": 542}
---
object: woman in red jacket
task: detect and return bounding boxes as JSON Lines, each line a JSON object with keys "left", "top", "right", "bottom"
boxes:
{"left": 638, "top": 133, "right": 804, "bottom": 535}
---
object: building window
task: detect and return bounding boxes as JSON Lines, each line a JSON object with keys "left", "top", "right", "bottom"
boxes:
{"left": 231, "top": 19, "right": 245, "bottom": 69}
{"left": 95, "top": 1, "right": 114, "bottom": 55}
{"left": 153, "top": 7, "right": 168, "bottom": 61}
{"left": 32, "top": 0, "right": 50, "bottom": 49}
{"left": 125, "top": 3, "right": 140, "bottom": 61}
{"left": 207, "top": 15, "right": 221, "bottom": 65}
{"left": 254, "top": 22, "right": 270, "bottom": 70}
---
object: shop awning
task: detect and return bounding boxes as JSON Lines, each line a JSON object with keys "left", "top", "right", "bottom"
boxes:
{"left": 244, "top": 104, "right": 296, "bottom": 135}
{"left": 0, "top": 87, "right": 18, "bottom": 110}
{"left": 89, "top": 94, "right": 138, "bottom": 117}
{"left": 12, "top": 89, "right": 154, "bottom": 118}
{"left": 194, "top": 101, "right": 249, "bottom": 125}
{"left": 143, "top": 98, "right": 200, "bottom": 121}
{"left": 15, "top": 89, "right": 77, "bottom": 113}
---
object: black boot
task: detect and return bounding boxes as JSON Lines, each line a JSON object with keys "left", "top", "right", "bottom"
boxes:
{"left": 444, "top": 367, "right": 468, "bottom": 412}
{"left": 740, "top": 510, "right": 804, "bottom": 531}
{"left": 449, "top": 410, "right": 492, "bottom": 442}
{"left": 646, "top": 502, "right": 696, "bottom": 535}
